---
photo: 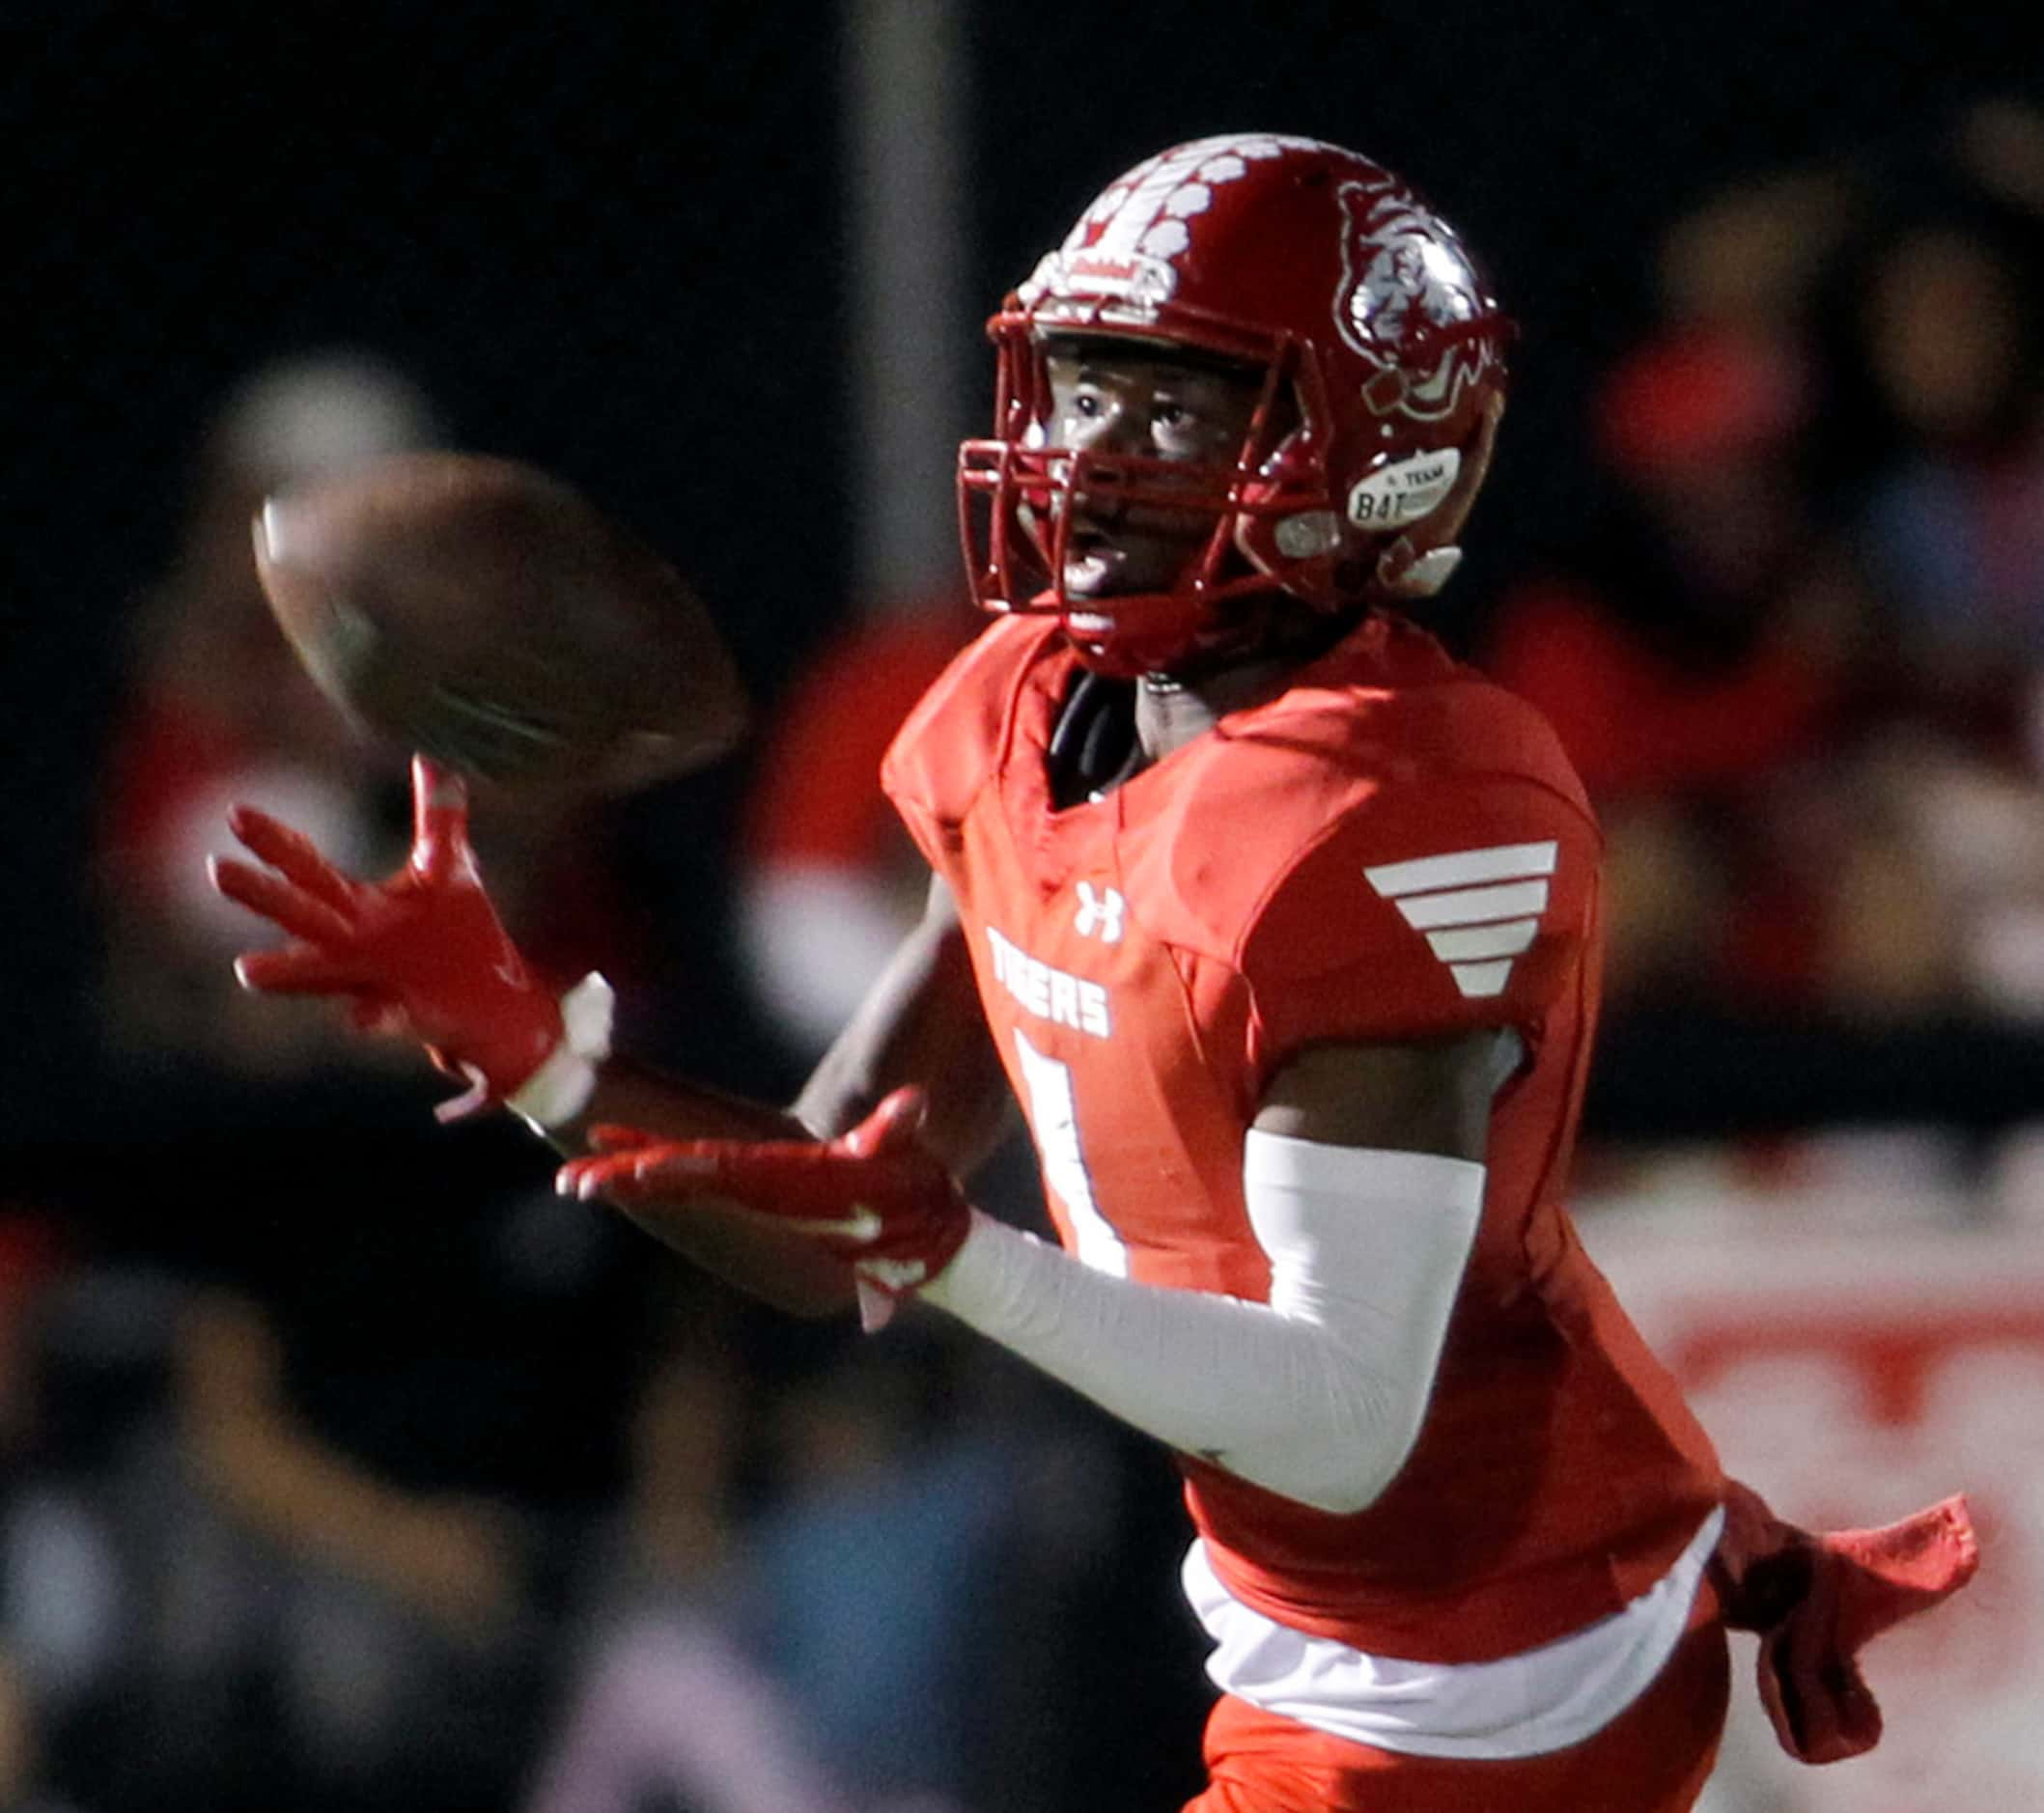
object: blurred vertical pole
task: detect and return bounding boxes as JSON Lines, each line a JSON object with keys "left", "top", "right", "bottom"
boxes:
{"left": 843, "top": 0, "right": 972, "bottom": 613}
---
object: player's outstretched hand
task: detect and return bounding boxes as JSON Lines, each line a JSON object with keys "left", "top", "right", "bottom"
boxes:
{"left": 558, "top": 1088, "right": 968, "bottom": 1330}
{"left": 210, "top": 755, "right": 610, "bottom": 1125}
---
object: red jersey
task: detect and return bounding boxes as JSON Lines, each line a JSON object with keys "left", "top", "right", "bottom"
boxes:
{"left": 881, "top": 611, "right": 1723, "bottom": 1663}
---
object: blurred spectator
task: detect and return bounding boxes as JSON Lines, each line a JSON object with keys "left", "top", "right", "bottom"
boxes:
{"left": 0, "top": 1194, "right": 640, "bottom": 1813}
{"left": 1656, "top": 162, "right": 1865, "bottom": 341}
{"left": 1797, "top": 139, "right": 2044, "bottom": 1020}
{"left": 92, "top": 349, "right": 441, "bottom": 1078}
{"left": 59, "top": 349, "right": 799, "bottom": 1813}
{"left": 2, "top": 1243, "right": 192, "bottom": 1813}
{"left": 524, "top": 1336, "right": 856, "bottom": 1813}
{"left": 126, "top": 1143, "right": 671, "bottom": 1813}
{"left": 743, "top": 1327, "right": 1119, "bottom": 1813}
{"left": 1953, "top": 94, "right": 2044, "bottom": 220}
{"left": 1831, "top": 194, "right": 2044, "bottom": 732}
{"left": 528, "top": 1312, "right": 1122, "bottom": 1813}
{"left": 1483, "top": 326, "right": 1918, "bottom": 1012}
{"left": 750, "top": 1342, "right": 994, "bottom": 1813}
{"left": 735, "top": 597, "right": 975, "bottom": 1061}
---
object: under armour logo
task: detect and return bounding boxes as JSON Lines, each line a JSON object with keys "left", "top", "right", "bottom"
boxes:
{"left": 1074, "top": 881, "right": 1125, "bottom": 944}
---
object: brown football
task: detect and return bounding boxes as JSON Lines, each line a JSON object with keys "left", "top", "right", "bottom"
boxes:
{"left": 252, "top": 451, "right": 748, "bottom": 792}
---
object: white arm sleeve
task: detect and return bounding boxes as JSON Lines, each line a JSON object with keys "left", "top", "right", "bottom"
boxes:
{"left": 919, "top": 1131, "right": 1483, "bottom": 1515}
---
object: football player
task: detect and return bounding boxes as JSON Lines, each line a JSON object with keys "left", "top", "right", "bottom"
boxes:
{"left": 213, "top": 136, "right": 1974, "bottom": 1811}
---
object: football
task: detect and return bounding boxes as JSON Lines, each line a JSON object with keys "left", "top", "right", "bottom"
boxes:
{"left": 252, "top": 451, "right": 748, "bottom": 793}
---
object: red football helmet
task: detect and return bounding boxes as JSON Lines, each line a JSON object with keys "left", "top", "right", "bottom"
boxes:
{"left": 959, "top": 134, "right": 1513, "bottom": 674}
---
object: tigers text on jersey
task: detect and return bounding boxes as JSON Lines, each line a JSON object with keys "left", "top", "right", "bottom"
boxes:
{"left": 881, "top": 610, "right": 1722, "bottom": 1665}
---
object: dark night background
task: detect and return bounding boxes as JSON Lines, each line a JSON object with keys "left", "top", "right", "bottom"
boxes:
{"left": 9, "top": 1, "right": 2042, "bottom": 1123}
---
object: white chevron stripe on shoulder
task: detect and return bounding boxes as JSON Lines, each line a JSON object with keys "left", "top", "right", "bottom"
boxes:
{"left": 1392, "top": 879, "right": 1549, "bottom": 930}
{"left": 1425, "top": 918, "right": 1540, "bottom": 962}
{"left": 1363, "top": 840, "right": 1557, "bottom": 898}
{"left": 1365, "top": 841, "right": 1560, "bottom": 1001}
{"left": 1449, "top": 960, "right": 1514, "bottom": 998}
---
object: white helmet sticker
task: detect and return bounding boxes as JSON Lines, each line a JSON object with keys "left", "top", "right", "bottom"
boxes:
{"left": 1347, "top": 447, "right": 1462, "bottom": 528}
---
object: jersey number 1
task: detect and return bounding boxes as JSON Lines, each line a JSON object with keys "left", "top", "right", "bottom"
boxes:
{"left": 1012, "top": 1029, "right": 1129, "bottom": 1276}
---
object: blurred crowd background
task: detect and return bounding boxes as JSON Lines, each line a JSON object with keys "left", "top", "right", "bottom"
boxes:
{"left": 7, "top": 6, "right": 2044, "bottom": 1810}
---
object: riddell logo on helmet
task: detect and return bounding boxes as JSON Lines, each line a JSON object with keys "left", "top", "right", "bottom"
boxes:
{"left": 1334, "top": 177, "right": 1495, "bottom": 422}
{"left": 1022, "top": 134, "right": 1311, "bottom": 315}
{"left": 1065, "top": 254, "right": 1146, "bottom": 289}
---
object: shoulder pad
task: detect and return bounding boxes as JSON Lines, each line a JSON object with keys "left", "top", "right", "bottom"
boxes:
{"left": 882, "top": 616, "right": 1062, "bottom": 833}
{"left": 1126, "top": 668, "right": 1590, "bottom": 966}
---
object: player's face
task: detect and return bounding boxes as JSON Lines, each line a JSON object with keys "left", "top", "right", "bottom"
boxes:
{"left": 1040, "top": 342, "right": 1266, "bottom": 599}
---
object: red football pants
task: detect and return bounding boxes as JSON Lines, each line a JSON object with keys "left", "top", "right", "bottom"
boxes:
{"left": 1184, "top": 1586, "right": 1729, "bottom": 1812}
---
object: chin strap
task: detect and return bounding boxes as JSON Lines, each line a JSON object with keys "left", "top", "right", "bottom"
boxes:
{"left": 1375, "top": 539, "right": 1463, "bottom": 600}
{"left": 1710, "top": 1477, "right": 1978, "bottom": 1765}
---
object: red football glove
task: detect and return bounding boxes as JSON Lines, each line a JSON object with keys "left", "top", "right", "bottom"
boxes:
{"left": 557, "top": 1087, "right": 969, "bottom": 1330}
{"left": 210, "top": 755, "right": 612, "bottom": 1126}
